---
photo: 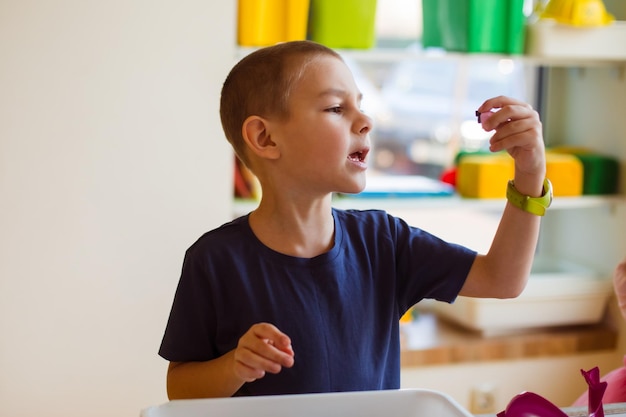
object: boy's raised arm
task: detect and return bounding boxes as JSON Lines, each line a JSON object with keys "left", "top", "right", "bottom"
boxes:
{"left": 459, "top": 96, "right": 547, "bottom": 299}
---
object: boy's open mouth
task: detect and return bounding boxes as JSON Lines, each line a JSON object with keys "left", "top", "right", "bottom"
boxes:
{"left": 348, "top": 149, "right": 368, "bottom": 163}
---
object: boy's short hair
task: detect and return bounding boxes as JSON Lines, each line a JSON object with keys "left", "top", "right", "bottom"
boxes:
{"left": 220, "top": 41, "right": 342, "bottom": 166}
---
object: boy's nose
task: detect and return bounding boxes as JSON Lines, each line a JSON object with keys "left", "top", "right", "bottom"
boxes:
{"left": 357, "top": 113, "right": 373, "bottom": 135}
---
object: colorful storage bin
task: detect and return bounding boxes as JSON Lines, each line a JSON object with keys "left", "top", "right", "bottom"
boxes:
{"left": 308, "top": 0, "right": 377, "bottom": 49}
{"left": 237, "top": 0, "right": 310, "bottom": 46}
{"left": 422, "top": 0, "right": 526, "bottom": 54}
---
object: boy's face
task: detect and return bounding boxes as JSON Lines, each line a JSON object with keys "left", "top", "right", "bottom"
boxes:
{"left": 270, "top": 55, "right": 372, "bottom": 196}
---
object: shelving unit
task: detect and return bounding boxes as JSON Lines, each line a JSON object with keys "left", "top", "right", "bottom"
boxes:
{"left": 232, "top": 0, "right": 626, "bottom": 302}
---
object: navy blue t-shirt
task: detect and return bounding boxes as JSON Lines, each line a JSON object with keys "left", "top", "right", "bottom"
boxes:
{"left": 159, "top": 208, "right": 476, "bottom": 396}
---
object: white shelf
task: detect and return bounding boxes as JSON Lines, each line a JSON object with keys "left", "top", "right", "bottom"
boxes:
{"left": 339, "top": 48, "right": 626, "bottom": 67}
{"left": 333, "top": 194, "right": 626, "bottom": 211}
{"left": 233, "top": 195, "right": 626, "bottom": 217}
{"left": 237, "top": 45, "right": 626, "bottom": 67}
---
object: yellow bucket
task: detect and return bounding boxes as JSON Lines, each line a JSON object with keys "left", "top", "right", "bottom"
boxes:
{"left": 238, "top": 0, "right": 310, "bottom": 47}
{"left": 540, "top": 0, "right": 614, "bottom": 27}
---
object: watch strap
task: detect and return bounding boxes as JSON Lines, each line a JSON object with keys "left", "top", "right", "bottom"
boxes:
{"left": 506, "top": 179, "right": 553, "bottom": 216}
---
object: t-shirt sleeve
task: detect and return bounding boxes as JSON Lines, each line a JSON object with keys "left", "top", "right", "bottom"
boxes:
{"left": 391, "top": 214, "right": 477, "bottom": 311}
{"left": 158, "top": 246, "right": 217, "bottom": 362}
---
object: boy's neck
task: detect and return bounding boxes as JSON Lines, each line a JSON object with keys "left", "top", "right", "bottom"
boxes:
{"left": 249, "top": 196, "right": 335, "bottom": 258}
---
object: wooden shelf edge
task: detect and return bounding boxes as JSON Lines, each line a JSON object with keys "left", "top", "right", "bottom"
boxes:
{"left": 400, "top": 313, "right": 619, "bottom": 368}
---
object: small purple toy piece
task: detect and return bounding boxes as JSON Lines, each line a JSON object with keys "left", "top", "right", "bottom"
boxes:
{"left": 580, "top": 367, "right": 607, "bottom": 417}
{"left": 476, "top": 110, "right": 494, "bottom": 125}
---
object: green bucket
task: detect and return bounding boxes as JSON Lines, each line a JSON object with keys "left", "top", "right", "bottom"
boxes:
{"left": 422, "top": 0, "right": 526, "bottom": 54}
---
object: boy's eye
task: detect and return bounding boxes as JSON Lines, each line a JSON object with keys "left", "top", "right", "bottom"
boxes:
{"left": 326, "top": 106, "right": 343, "bottom": 114}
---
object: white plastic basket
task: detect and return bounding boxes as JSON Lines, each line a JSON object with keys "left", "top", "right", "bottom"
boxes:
{"left": 140, "top": 389, "right": 473, "bottom": 417}
{"left": 425, "top": 257, "right": 612, "bottom": 333}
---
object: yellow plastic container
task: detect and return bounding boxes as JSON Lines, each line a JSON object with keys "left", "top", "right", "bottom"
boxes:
{"left": 456, "top": 153, "right": 514, "bottom": 198}
{"left": 546, "top": 152, "right": 583, "bottom": 196}
{"left": 238, "top": 0, "right": 310, "bottom": 47}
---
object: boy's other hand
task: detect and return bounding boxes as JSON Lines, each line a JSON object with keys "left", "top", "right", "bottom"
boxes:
{"left": 233, "top": 322, "right": 295, "bottom": 382}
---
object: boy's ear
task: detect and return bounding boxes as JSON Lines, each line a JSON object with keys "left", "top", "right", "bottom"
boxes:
{"left": 242, "top": 116, "right": 280, "bottom": 160}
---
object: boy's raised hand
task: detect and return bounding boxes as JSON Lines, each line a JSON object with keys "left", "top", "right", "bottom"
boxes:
{"left": 233, "top": 322, "right": 295, "bottom": 382}
{"left": 477, "top": 96, "right": 546, "bottom": 181}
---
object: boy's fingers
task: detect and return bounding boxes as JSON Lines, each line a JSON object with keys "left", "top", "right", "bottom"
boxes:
{"left": 251, "top": 322, "right": 294, "bottom": 355}
{"left": 253, "top": 323, "right": 293, "bottom": 354}
{"left": 252, "top": 322, "right": 289, "bottom": 340}
{"left": 477, "top": 95, "right": 528, "bottom": 114}
{"left": 235, "top": 322, "right": 295, "bottom": 377}
{"left": 235, "top": 344, "right": 284, "bottom": 374}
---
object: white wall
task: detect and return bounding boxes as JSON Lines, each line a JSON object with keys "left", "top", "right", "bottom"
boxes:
{"left": 0, "top": 2, "right": 236, "bottom": 416}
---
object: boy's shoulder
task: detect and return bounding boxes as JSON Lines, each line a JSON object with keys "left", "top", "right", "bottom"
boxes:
{"left": 187, "top": 215, "right": 250, "bottom": 251}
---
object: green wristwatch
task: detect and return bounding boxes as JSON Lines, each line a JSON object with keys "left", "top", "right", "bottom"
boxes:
{"left": 506, "top": 178, "right": 553, "bottom": 216}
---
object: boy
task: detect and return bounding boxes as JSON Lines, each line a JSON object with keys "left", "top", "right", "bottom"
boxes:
{"left": 159, "top": 41, "right": 549, "bottom": 399}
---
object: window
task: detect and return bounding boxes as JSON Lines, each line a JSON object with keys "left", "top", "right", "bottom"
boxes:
{"left": 348, "top": 53, "right": 538, "bottom": 180}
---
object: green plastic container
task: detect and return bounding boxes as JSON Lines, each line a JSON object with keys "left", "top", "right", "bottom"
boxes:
{"left": 308, "top": 0, "right": 377, "bottom": 49}
{"left": 576, "top": 153, "right": 620, "bottom": 195}
{"left": 422, "top": 0, "right": 526, "bottom": 54}
{"left": 421, "top": 0, "right": 442, "bottom": 48}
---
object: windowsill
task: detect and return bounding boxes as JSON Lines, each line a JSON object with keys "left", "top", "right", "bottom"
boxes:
{"left": 400, "top": 312, "right": 618, "bottom": 368}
